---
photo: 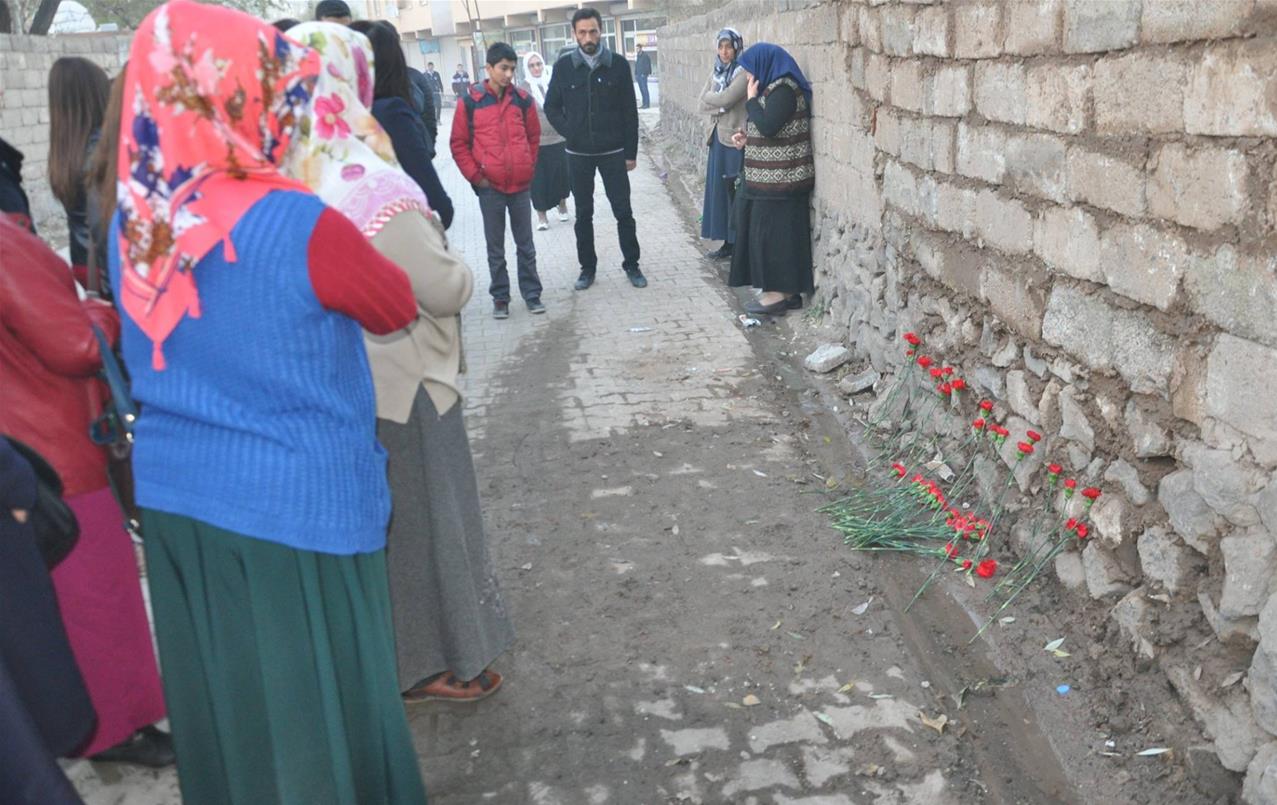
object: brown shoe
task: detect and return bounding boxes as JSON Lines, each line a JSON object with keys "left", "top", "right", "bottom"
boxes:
{"left": 402, "top": 669, "right": 504, "bottom": 704}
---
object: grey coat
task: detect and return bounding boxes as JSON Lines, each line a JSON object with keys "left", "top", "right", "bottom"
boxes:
{"left": 699, "top": 70, "right": 748, "bottom": 148}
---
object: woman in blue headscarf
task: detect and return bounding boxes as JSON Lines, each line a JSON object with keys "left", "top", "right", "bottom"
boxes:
{"left": 728, "top": 43, "right": 815, "bottom": 316}
{"left": 698, "top": 27, "right": 747, "bottom": 260}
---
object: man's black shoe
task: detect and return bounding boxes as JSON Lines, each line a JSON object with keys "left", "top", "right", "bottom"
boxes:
{"left": 527, "top": 299, "right": 546, "bottom": 315}
{"left": 493, "top": 301, "right": 510, "bottom": 319}
{"left": 706, "top": 244, "right": 733, "bottom": 259}
{"left": 626, "top": 269, "right": 648, "bottom": 288}
{"left": 574, "top": 272, "right": 595, "bottom": 291}
{"left": 90, "top": 726, "right": 176, "bottom": 768}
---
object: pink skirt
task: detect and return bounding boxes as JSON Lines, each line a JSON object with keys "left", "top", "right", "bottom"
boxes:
{"left": 52, "top": 486, "right": 166, "bottom": 756}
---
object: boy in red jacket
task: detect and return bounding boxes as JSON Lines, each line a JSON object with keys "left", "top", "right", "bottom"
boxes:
{"left": 451, "top": 42, "right": 544, "bottom": 318}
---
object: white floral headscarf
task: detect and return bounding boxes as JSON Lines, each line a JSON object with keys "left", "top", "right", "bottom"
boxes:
{"left": 282, "top": 21, "right": 429, "bottom": 236}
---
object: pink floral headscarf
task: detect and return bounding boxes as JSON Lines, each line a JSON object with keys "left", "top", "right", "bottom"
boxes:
{"left": 282, "top": 22, "right": 430, "bottom": 237}
{"left": 116, "top": 0, "right": 319, "bottom": 370}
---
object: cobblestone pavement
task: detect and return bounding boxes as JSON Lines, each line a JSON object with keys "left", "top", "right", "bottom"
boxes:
{"left": 73, "top": 111, "right": 1063, "bottom": 804}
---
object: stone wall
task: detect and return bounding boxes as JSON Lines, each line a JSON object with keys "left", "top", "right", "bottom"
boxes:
{"left": 658, "top": 0, "right": 1277, "bottom": 797}
{"left": 0, "top": 32, "right": 131, "bottom": 248}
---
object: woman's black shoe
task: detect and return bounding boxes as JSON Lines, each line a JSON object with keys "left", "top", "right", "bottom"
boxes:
{"left": 744, "top": 297, "right": 789, "bottom": 316}
{"left": 785, "top": 294, "right": 803, "bottom": 310}
{"left": 89, "top": 725, "right": 176, "bottom": 768}
{"left": 706, "top": 244, "right": 733, "bottom": 259}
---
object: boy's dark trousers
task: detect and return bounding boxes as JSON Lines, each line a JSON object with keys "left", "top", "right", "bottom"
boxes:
{"left": 477, "top": 187, "right": 542, "bottom": 302}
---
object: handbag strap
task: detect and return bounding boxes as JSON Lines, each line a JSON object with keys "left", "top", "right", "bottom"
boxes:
{"left": 91, "top": 324, "right": 137, "bottom": 435}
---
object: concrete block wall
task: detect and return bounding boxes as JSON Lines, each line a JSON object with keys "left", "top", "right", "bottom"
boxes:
{"left": 658, "top": 0, "right": 1277, "bottom": 795}
{"left": 0, "top": 33, "right": 132, "bottom": 248}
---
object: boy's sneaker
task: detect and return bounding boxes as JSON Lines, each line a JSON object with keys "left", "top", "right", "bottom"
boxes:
{"left": 527, "top": 299, "right": 547, "bottom": 315}
{"left": 493, "top": 301, "right": 510, "bottom": 319}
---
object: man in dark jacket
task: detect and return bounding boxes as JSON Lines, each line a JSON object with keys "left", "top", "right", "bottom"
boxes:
{"left": 634, "top": 44, "right": 652, "bottom": 109}
{"left": 544, "top": 8, "right": 645, "bottom": 290}
{"left": 425, "top": 61, "right": 445, "bottom": 114}
{"left": 451, "top": 42, "right": 544, "bottom": 319}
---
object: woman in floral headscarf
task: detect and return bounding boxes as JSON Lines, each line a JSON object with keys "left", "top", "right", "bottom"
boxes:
{"left": 698, "top": 27, "right": 747, "bottom": 260}
{"left": 109, "top": 3, "right": 426, "bottom": 802}
{"left": 285, "top": 21, "right": 515, "bottom": 707}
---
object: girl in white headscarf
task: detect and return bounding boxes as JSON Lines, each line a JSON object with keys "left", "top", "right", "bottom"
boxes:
{"left": 699, "top": 27, "right": 747, "bottom": 260}
{"left": 285, "top": 22, "right": 515, "bottom": 705}
{"left": 521, "top": 51, "right": 571, "bottom": 229}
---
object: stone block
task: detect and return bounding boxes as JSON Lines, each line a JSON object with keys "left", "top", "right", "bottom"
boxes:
{"left": 1185, "top": 247, "right": 1277, "bottom": 351}
{"left": 1106, "top": 459, "right": 1151, "bottom": 506}
{"left": 1005, "top": 132, "right": 1068, "bottom": 202}
{"left": 1063, "top": 0, "right": 1141, "bottom": 53}
{"left": 1205, "top": 334, "right": 1277, "bottom": 467}
{"left": 1221, "top": 529, "right": 1277, "bottom": 619}
{"left": 1160, "top": 469, "right": 1224, "bottom": 554}
{"left": 1058, "top": 389, "right": 1095, "bottom": 451}
{"left": 1041, "top": 284, "right": 1175, "bottom": 396}
{"left": 974, "top": 62, "right": 1027, "bottom": 125}
{"left": 956, "top": 122, "right": 1006, "bottom": 184}
{"left": 926, "top": 64, "right": 972, "bottom": 117}
{"left": 1148, "top": 144, "right": 1249, "bottom": 231}
{"left": 799, "top": 340, "right": 854, "bottom": 377}
{"left": 865, "top": 53, "right": 890, "bottom": 102}
{"left": 1184, "top": 443, "right": 1264, "bottom": 527}
{"left": 1166, "top": 661, "right": 1265, "bottom": 772}
{"left": 1137, "top": 527, "right": 1191, "bottom": 593}
{"left": 838, "top": 368, "right": 880, "bottom": 395}
{"left": 858, "top": 5, "right": 883, "bottom": 52}
{"left": 1141, "top": 0, "right": 1250, "bottom": 43}
{"left": 1172, "top": 345, "right": 1210, "bottom": 427}
{"left": 879, "top": 4, "right": 917, "bottom": 56}
{"left": 930, "top": 120, "right": 955, "bottom": 174}
{"left": 874, "top": 107, "right": 902, "bottom": 155}
{"left": 1111, "top": 588, "right": 1155, "bottom": 657}
{"left": 1034, "top": 205, "right": 1103, "bottom": 283}
{"left": 849, "top": 47, "right": 867, "bottom": 89}
{"left": 912, "top": 4, "right": 948, "bottom": 56}
{"left": 1098, "top": 222, "right": 1188, "bottom": 312}
{"left": 1185, "top": 40, "right": 1277, "bottom": 136}
{"left": 1093, "top": 495, "right": 1132, "bottom": 550}
{"left": 1244, "top": 741, "right": 1277, "bottom": 805}
{"left": 1055, "top": 551, "right": 1087, "bottom": 591}
{"left": 980, "top": 262, "right": 1047, "bottom": 340}
{"left": 1005, "top": 370, "right": 1039, "bottom": 423}
{"left": 1248, "top": 648, "right": 1277, "bottom": 736}
{"left": 1024, "top": 346, "right": 1049, "bottom": 378}
{"left": 1066, "top": 147, "right": 1146, "bottom": 218}
{"left": 1025, "top": 63, "right": 1090, "bottom": 134}
{"left": 883, "top": 159, "right": 919, "bottom": 217}
{"left": 1202, "top": 586, "right": 1261, "bottom": 646}
{"left": 934, "top": 181, "right": 977, "bottom": 240}
{"left": 973, "top": 189, "right": 1033, "bottom": 254}
{"left": 1093, "top": 52, "right": 1187, "bottom": 134}
{"left": 953, "top": 1, "right": 1003, "bottom": 58}
{"left": 891, "top": 59, "right": 926, "bottom": 113}
{"left": 1084, "top": 542, "right": 1134, "bottom": 599}
{"left": 1005, "top": 0, "right": 1062, "bottom": 55}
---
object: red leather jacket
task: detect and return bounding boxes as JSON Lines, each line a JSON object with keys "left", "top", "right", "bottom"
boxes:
{"left": 450, "top": 80, "right": 540, "bottom": 194}
{"left": 0, "top": 216, "right": 119, "bottom": 496}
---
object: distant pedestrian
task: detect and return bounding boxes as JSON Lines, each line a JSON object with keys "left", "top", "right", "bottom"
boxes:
{"left": 728, "top": 43, "right": 815, "bottom": 316}
{"left": 313, "top": 0, "right": 351, "bottom": 24}
{"left": 698, "top": 27, "right": 746, "bottom": 260}
{"left": 544, "top": 7, "right": 645, "bottom": 290}
{"left": 425, "top": 61, "right": 445, "bottom": 114}
{"left": 521, "top": 51, "right": 571, "bottom": 230}
{"left": 452, "top": 63, "right": 471, "bottom": 101}
{"left": 452, "top": 42, "right": 544, "bottom": 319}
{"left": 47, "top": 56, "right": 110, "bottom": 281}
{"left": 635, "top": 43, "right": 652, "bottom": 108}
{"left": 353, "top": 19, "right": 455, "bottom": 228}
{"left": 109, "top": 4, "right": 425, "bottom": 801}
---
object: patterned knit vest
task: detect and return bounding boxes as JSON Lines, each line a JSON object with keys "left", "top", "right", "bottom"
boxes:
{"left": 743, "top": 77, "right": 815, "bottom": 195}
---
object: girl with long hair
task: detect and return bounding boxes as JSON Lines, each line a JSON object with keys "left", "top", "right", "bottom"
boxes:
{"left": 47, "top": 57, "right": 111, "bottom": 277}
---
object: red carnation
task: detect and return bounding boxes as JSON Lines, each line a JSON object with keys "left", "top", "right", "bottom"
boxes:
{"left": 1017, "top": 441, "right": 1034, "bottom": 455}
{"left": 961, "top": 559, "right": 973, "bottom": 570}
{"left": 976, "top": 559, "right": 998, "bottom": 578}
{"left": 1064, "top": 478, "right": 1077, "bottom": 490}
{"left": 1082, "top": 487, "right": 1102, "bottom": 501}
{"left": 1065, "top": 517, "right": 1077, "bottom": 530}
{"left": 979, "top": 400, "right": 993, "bottom": 412}
{"left": 913, "top": 473, "right": 925, "bottom": 484}
{"left": 937, "top": 382, "right": 953, "bottom": 396}
{"left": 1047, "top": 463, "right": 1062, "bottom": 475}
{"left": 942, "top": 366, "right": 954, "bottom": 377}
{"left": 930, "top": 367, "right": 944, "bottom": 379}
{"left": 951, "top": 378, "right": 967, "bottom": 391}
{"left": 903, "top": 332, "right": 921, "bottom": 346}
{"left": 944, "top": 542, "right": 959, "bottom": 559}
{"left": 993, "top": 425, "right": 1010, "bottom": 438}
{"left": 973, "top": 418, "right": 986, "bottom": 430}
{"left": 1027, "top": 430, "right": 1042, "bottom": 443}
{"left": 1075, "top": 524, "right": 1089, "bottom": 539}
{"left": 906, "top": 349, "right": 915, "bottom": 357}
{"left": 918, "top": 356, "right": 933, "bottom": 368}
{"left": 891, "top": 462, "right": 906, "bottom": 478}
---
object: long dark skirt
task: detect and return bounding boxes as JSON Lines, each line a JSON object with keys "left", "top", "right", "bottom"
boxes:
{"left": 728, "top": 192, "right": 815, "bottom": 294}
{"left": 142, "top": 510, "right": 427, "bottom": 805}
{"left": 530, "top": 142, "right": 571, "bottom": 213}
{"left": 700, "top": 135, "right": 744, "bottom": 242}
{"left": 378, "top": 388, "right": 514, "bottom": 688}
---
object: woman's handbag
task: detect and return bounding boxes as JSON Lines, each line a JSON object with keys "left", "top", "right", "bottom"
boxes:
{"left": 5, "top": 437, "right": 80, "bottom": 568}
{"left": 87, "top": 324, "right": 141, "bottom": 535}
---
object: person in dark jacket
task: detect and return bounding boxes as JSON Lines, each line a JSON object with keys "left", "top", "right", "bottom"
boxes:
{"left": 425, "top": 61, "right": 445, "bottom": 114}
{"left": 351, "top": 20, "right": 454, "bottom": 229}
{"left": 376, "top": 20, "right": 438, "bottom": 155}
{"left": 544, "top": 7, "right": 644, "bottom": 291}
{"left": 47, "top": 57, "right": 111, "bottom": 280}
{"left": 451, "top": 42, "right": 543, "bottom": 319}
{"left": 451, "top": 64, "right": 471, "bottom": 101}
{"left": 0, "top": 136, "right": 33, "bottom": 233}
{"left": 0, "top": 435, "right": 96, "bottom": 805}
{"left": 634, "top": 44, "right": 652, "bottom": 109}
{"left": 314, "top": 0, "right": 351, "bottom": 24}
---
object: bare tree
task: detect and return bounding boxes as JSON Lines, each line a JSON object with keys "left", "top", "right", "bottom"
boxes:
{"left": 0, "top": 0, "right": 12, "bottom": 33}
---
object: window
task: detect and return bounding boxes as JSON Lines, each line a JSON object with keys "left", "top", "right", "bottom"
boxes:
{"left": 506, "top": 28, "right": 538, "bottom": 59}
{"left": 622, "top": 16, "right": 664, "bottom": 71}
{"left": 539, "top": 23, "right": 570, "bottom": 62}
{"left": 601, "top": 18, "right": 617, "bottom": 56}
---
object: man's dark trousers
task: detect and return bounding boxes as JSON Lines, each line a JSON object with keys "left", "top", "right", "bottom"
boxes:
{"left": 569, "top": 152, "right": 640, "bottom": 276}
{"left": 636, "top": 75, "right": 650, "bottom": 108}
{"left": 478, "top": 187, "right": 542, "bottom": 302}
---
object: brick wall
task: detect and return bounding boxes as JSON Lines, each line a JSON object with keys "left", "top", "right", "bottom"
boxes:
{"left": 0, "top": 32, "right": 132, "bottom": 249}
{"left": 658, "top": 0, "right": 1277, "bottom": 796}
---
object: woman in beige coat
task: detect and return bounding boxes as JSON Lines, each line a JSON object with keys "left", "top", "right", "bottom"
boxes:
{"left": 286, "top": 22, "right": 514, "bottom": 703}
{"left": 699, "top": 27, "right": 748, "bottom": 260}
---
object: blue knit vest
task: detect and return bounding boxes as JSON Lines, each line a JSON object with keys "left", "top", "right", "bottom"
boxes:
{"left": 110, "top": 191, "right": 390, "bottom": 555}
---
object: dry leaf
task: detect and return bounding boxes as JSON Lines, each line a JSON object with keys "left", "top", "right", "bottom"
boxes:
{"left": 851, "top": 598, "right": 873, "bottom": 616}
{"left": 838, "top": 682, "right": 855, "bottom": 694}
{"left": 868, "top": 693, "right": 893, "bottom": 700}
{"left": 753, "top": 470, "right": 768, "bottom": 477}
{"left": 825, "top": 477, "right": 840, "bottom": 489}
{"left": 771, "top": 620, "right": 783, "bottom": 630}
{"left": 1044, "top": 638, "right": 1066, "bottom": 652}
{"left": 814, "top": 711, "right": 836, "bottom": 731}
{"left": 742, "top": 694, "right": 761, "bottom": 707}
{"left": 1193, "top": 665, "right": 1202, "bottom": 681}
{"left": 1051, "top": 649, "right": 1071, "bottom": 658}
{"left": 1137, "top": 747, "right": 1171, "bottom": 757}
{"left": 1221, "top": 671, "right": 1246, "bottom": 689}
{"left": 919, "top": 711, "right": 948, "bottom": 734}
{"left": 786, "top": 631, "right": 806, "bottom": 640}
{"left": 999, "top": 616, "right": 1016, "bottom": 625}
{"left": 964, "top": 573, "right": 976, "bottom": 588}
{"left": 653, "top": 451, "right": 663, "bottom": 457}
{"left": 684, "top": 685, "right": 705, "bottom": 694}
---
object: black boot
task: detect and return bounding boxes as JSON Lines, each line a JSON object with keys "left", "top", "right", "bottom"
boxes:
{"left": 706, "top": 243, "right": 733, "bottom": 259}
{"left": 89, "top": 725, "right": 176, "bottom": 768}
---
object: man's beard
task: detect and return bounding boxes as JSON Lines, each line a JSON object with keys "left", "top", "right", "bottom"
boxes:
{"left": 580, "top": 40, "right": 599, "bottom": 54}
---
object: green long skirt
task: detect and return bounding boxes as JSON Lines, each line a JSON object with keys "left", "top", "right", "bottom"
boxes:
{"left": 142, "top": 510, "right": 428, "bottom": 805}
